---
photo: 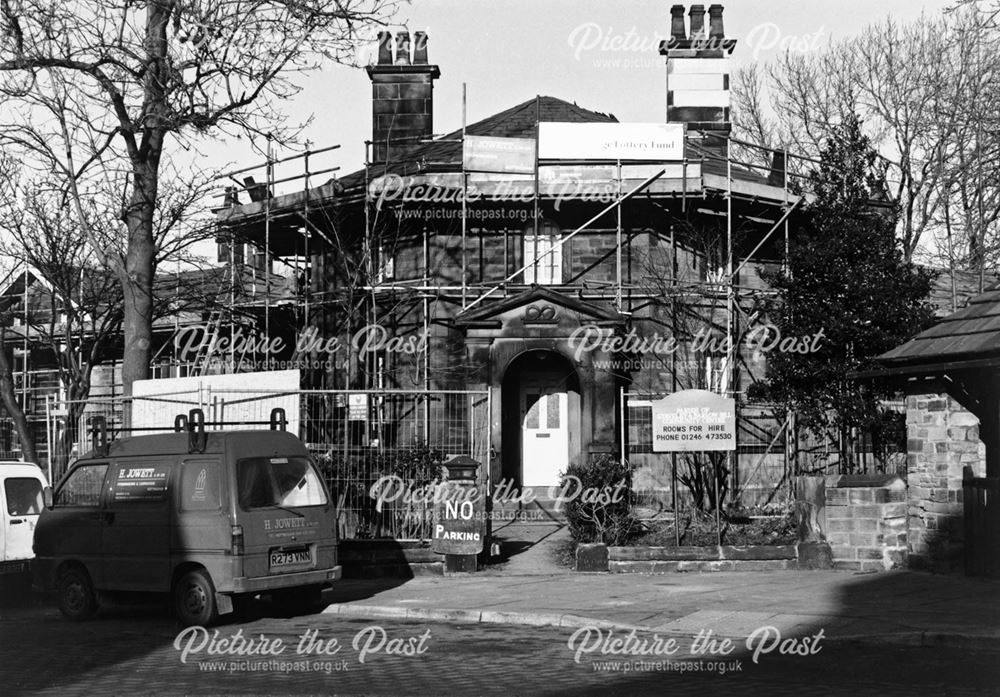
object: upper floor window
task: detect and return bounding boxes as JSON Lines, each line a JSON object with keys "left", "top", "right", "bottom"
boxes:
{"left": 523, "top": 221, "right": 562, "bottom": 285}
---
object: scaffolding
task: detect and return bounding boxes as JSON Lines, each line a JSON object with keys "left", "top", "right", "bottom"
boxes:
{"left": 207, "top": 110, "right": 894, "bottom": 504}
{"left": 209, "top": 114, "right": 825, "bottom": 396}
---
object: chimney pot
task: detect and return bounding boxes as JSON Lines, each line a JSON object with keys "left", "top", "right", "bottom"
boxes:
{"left": 395, "top": 31, "right": 411, "bottom": 65}
{"left": 708, "top": 5, "right": 725, "bottom": 40}
{"left": 670, "top": 5, "right": 687, "bottom": 42}
{"left": 689, "top": 5, "right": 706, "bottom": 41}
{"left": 376, "top": 31, "right": 392, "bottom": 65}
{"left": 413, "top": 31, "right": 428, "bottom": 64}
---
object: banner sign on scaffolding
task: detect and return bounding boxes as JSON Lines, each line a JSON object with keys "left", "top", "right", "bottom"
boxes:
{"left": 650, "top": 389, "right": 736, "bottom": 452}
{"left": 463, "top": 135, "right": 536, "bottom": 174}
{"left": 538, "top": 122, "right": 685, "bottom": 162}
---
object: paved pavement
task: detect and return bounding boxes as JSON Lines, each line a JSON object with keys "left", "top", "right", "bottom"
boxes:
{"left": 324, "top": 565, "right": 1000, "bottom": 648}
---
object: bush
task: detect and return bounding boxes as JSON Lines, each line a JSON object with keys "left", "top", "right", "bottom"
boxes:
{"left": 315, "top": 445, "right": 444, "bottom": 539}
{"left": 562, "top": 454, "right": 639, "bottom": 546}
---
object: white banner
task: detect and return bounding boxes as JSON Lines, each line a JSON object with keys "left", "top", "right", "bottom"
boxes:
{"left": 538, "top": 122, "right": 685, "bottom": 162}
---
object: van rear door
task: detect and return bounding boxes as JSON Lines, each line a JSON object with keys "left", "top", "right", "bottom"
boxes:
{"left": 234, "top": 456, "right": 335, "bottom": 580}
{"left": 1, "top": 471, "right": 45, "bottom": 568}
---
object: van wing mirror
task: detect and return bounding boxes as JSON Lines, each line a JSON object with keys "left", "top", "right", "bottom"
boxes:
{"left": 43, "top": 486, "right": 53, "bottom": 509}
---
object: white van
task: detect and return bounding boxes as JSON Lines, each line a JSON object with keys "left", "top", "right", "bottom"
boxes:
{"left": 0, "top": 462, "right": 48, "bottom": 579}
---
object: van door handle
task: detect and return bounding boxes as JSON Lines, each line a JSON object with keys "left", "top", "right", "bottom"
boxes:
{"left": 9, "top": 519, "right": 24, "bottom": 525}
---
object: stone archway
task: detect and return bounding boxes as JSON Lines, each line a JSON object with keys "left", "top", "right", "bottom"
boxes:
{"left": 500, "top": 349, "right": 581, "bottom": 489}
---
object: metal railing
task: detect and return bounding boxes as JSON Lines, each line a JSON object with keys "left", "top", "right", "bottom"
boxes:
{"left": 45, "top": 388, "right": 490, "bottom": 541}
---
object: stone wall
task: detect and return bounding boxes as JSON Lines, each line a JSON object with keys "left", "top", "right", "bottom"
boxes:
{"left": 824, "top": 476, "right": 908, "bottom": 572}
{"left": 905, "top": 395, "right": 986, "bottom": 571}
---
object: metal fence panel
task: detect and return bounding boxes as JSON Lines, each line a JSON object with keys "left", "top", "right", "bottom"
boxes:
{"left": 45, "top": 388, "right": 489, "bottom": 542}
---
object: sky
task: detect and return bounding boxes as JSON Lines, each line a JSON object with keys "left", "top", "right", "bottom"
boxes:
{"left": 195, "top": 0, "right": 956, "bottom": 193}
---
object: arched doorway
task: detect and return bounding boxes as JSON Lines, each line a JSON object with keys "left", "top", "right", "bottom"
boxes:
{"left": 501, "top": 350, "right": 580, "bottom": 489}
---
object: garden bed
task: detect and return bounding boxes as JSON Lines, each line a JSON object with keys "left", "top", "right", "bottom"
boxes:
{"left": 629, "top": 511, "right": 798, "bottom": 548}
{"left": 574, "top": 511, "right": 805, "bottom": 573}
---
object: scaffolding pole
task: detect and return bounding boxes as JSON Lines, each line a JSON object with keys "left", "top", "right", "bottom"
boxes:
{"left": 461, "top": 83, "right": 468, "bottom": 308}
{"left": 264, "top": 135, "right": 273, "bottom": 370}
{"left": 615, "top": 158, "right": 623, "bottom": 311}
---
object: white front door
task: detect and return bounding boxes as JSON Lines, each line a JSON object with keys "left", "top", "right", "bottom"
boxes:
{"left": 520, "top": 379, "right": 569, "bottom": 488}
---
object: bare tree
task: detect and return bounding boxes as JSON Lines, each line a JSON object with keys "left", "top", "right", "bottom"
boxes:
{"left": 731, "top": 7, "right": 1000, "bottom": 265}
{"left": 0, "top": 150, "right": 222, "bottom": 474}
{"left": 0, "top": 0, "right": 399, "bottom": 400}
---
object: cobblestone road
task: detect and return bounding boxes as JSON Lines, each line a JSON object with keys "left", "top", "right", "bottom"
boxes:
{"left": 1, "top": 594, "right": 998, "bottom": 696}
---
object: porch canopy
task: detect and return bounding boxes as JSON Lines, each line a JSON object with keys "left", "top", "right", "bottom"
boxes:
{"left": 865, "top": 284, "right": 1000, "bottom": 476}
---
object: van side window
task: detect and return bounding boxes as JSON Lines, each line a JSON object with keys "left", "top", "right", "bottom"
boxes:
{"left": 5, "top": 478, "right": 43, "bottom": 515}
{"left": 237, "top": 457, "right": 328, "bottom": 510}
{"left": 111, "top": 464, "right": 170, "bottom": 503}
{"left": 55, "top": 464, "right": 108, "bottom": 507}
{"left": 181, "top": 461, "right": 220, "bottom": 511}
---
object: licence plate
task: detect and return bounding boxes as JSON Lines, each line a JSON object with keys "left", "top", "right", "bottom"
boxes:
{"left": 269, "top": 548, "right": 312, "bottom": 569}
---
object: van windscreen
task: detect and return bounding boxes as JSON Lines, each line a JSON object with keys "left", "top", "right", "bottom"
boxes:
{"left": 237, "top": 457, "right": 328, "bottom": 510}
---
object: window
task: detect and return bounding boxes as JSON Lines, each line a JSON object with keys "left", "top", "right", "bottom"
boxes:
{"left": 55, "top": 463, "right": 108, "bottom": 507}
{"left": 237, "top": 456, "right": 328, "bottom": 510}
{"left": 181, "top": 461, "right": 221, "bottom": 511}
{"left": 5, "top": 478, "right": 43, "bottom": 516}
{"left": 523, "top": 222, "right": 562, "bottom": 284}
{"left": 376, "top": 245, "right": 395, "bottom": 283}
{"left": 112, "top": 464, "right": 170, "bottom": 503}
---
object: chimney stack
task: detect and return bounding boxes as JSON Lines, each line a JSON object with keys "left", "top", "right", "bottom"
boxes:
{"left": 708, "top": 4, "right": 725, "bottom": 39}
{"left": 367, "top": 30, "right": 440, "bottom": 164}
{"left": 670, "top": 5, "right": 687, "bottom": 43}
{"left": 689, "top": 5, "right": 706, "bottom": 41}
{"left": 659, "top": 4, "right": 736, "bottom": 142}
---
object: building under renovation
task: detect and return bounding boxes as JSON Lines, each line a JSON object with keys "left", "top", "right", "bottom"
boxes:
{"left": 2, "top": 4, "right": 932, "bottom": 543}
{"left": 213, "top": 4, "right": 809, "bottom": 512}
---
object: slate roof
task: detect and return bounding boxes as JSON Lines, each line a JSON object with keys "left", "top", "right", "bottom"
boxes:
{"left": 331, "top": 95, "right": 775, "bottom": 197}
{"left": 217, "top": 94, "right": 786, "bottom": 226}
{"left": 337, "top": 95, "right": 619, "bottom": 191}
{"left": 878, "top": 281, "right": 1000, "bottom": 366}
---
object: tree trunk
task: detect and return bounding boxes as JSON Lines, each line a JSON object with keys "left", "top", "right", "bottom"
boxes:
{"left": 0, "top": 340, "right": 39, "bottom": 464}
{"left": 119, "top": 171, "right": 159, "bottom": 411}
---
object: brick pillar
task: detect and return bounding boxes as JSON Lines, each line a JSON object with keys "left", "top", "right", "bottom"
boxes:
{"left": 905, "top": 394, "right": 986, "bottom": 571}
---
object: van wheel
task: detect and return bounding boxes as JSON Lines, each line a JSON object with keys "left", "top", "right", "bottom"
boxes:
{"left": 57, "top": 566, "right": 97, "bottom": 621}
{"left": 174, "top": 569, "right": 218, "bottom": 627}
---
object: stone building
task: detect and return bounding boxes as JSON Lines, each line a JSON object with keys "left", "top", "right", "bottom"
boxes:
{"left": 215, "top": 5, "right": 802, "bottom": 500}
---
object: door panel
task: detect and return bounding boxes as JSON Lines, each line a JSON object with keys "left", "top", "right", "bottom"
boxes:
{"left": 2, "top": 477, "right": 44, "bottom": 561}
{"left": 102, "top": 460, "right": 172, "bottom": 591}
{"left": 521, "top": 377, "right": 569, "bottom": 488}
{"left": 42, "top": 462, "right": 109, "bottom": 585}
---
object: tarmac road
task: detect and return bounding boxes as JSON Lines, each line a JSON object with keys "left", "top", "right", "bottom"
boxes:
{"left": 1, "top": 592, "right": 998, "bottom": 696}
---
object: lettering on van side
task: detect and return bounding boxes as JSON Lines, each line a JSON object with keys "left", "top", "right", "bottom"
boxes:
{"left": 114, "top": 466, "right": 170, "bottom": 502}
